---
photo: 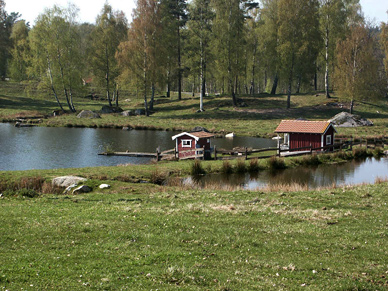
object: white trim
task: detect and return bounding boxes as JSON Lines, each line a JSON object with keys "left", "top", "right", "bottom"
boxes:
{"left": 172, "top": 132, "right": 200, "bottom": 141}
{"left": 321, "top": 134, "right": 324, "bottom": 148}
{"left": 182, "top": 139, "right": 192, "bottom": 147}
{"left": 326, "top": 135, "right": 332, "bottom": 145}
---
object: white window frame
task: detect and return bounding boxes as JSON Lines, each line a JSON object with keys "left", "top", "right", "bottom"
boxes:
{"left": 326, "top": 135, "right": 332, "bottom": 145}
{"left": 182, "top": 139, "right": 192, "bottom": 148}
{"left": 284, "top": 133, "right": 290, "bottom": 146}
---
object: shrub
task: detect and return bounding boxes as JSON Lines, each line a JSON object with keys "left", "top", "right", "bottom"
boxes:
{"left": 221, "top": 160, "right": 233, "bottom": 174}
{"left": 300, "top": 154, "right": 321, "bottom": 166}
{"left": 267, "top": 156, "right": 286, "bottom": 170}
{"left": 150, "top": 168, "right": 167, "bottom": 185}
{"left": 372, "top": 147, "right": 384, "bottom": 158}
{"left": 235, "top": 159, "right": 247, "bottom": 173}
{"left": 191, "top": 159, "right": 206, "bottom": 176}
{"left": 248, "top": 158, "right": 260, "bottom": 172}
{"left": 353, "top": 147, "right": 369, "bottom": 159}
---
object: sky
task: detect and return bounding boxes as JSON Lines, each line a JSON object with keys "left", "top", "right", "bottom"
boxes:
{"left": 4, "top": 0, "right": 388, "bottom": 26}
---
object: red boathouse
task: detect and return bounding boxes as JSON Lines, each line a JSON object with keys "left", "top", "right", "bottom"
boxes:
{"left": 274, "top": 120, "right": 336, "bottom": 151}
{"left": 172, "top": 131, "right": 214, "bottom": 160}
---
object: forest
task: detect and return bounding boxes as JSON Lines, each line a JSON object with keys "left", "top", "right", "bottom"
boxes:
{"left": 1, "top": 0, "right": 388, "bottom": 115}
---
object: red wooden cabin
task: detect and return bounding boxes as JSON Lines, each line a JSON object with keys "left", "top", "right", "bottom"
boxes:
{"left": 274, "top": 120, "right": 336, "bottom": 152}
{"left": 172, "top": 131, "right": 214, "bottom": 160}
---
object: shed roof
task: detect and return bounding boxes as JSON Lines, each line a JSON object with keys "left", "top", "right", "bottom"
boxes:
{"left": 172, "top": 131, "right": 214, "bottom": 141}
{"left": 274, "top": 120, "right": 336, "bottom": 134}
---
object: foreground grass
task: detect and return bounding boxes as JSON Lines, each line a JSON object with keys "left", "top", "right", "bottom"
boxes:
{"left": 1, "top": 82, "right": 388, "bottom": 137}
{"left": 1, "top": 178, "right": 388, "bottom": 290}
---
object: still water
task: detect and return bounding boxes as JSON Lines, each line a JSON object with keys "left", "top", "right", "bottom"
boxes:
{"left": 187, "top": 157, "right": 388, "bottom": 190}
{"left": 0, "top": 123, "right": 275, "bottom": 171}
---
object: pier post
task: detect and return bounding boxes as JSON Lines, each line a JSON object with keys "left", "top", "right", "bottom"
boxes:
{"left": 214, "top": 145, "right": 217, "bottom": 160}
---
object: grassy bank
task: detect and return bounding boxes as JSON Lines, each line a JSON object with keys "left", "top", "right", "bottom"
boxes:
{"left": 1, "top": 81, "right": 388, "bottom": 137}
{"left": 1, "top": 176, "right": 388, "bottom": 290}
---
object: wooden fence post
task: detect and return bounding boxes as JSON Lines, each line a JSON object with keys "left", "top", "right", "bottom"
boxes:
{"left": 214, "top": 145, "right": 217, "bottom": 160}
{"left": 277, "top": 143, "right": 281, "bottom": 157}
{"left": 245, "top": 147, "right": 248, "bottom": 160}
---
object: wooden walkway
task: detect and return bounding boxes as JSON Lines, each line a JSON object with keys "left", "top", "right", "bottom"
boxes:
{"left": 98, "top": 152, "right": 158, "bottom": 158}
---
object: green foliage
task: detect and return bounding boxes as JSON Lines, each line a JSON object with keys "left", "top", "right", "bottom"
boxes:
{"left": 235, "top": 158, "right": 247, "bottom": 173}
{"left": 248, "top": 158, "right": 260, "bottom": 172}
{"left": 191, "top": 159, "right": 206, "bottom": 175}
{"left": 267, "top": 156, "right": 286, "bottom": 170}
{"left": 221, "top": 160, "right": 233, "bottom": 174}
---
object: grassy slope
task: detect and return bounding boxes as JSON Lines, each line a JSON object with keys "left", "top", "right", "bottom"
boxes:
{"left": 1, "top": 82, "right": 388, "bottom": 137}
{"left": 1, "top": 181, "right": 388, "bottom": 290}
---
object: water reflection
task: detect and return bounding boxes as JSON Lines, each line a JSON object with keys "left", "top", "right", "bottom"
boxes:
{"left": 186, "top": 157, "right": 388, "bottom": 190}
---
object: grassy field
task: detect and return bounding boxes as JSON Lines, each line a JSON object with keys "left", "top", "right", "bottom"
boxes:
{"left": 1, "top": 81, "right": 388, "bottom": 137}
{"left": 1, "top": 175, "right": 388, "bottom": 290}
{"left": 1, "top": 82, "right": 388, "bottom": 290}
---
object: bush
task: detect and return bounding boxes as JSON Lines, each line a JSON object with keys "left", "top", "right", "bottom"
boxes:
{"left": 235, "top": 159, "right": 247, "bottom": 173}
{"left": 353, "top": 147, "right": 369, "bottom": 159}
{"left": 150, "top": 168, "right": 167, "bottom": 185}
{"left": 300, "top": 154, "right": 321, "bottom": 166}
{"left": 221, "top": 160, "right": 233, "bottom": 174}
{"left": 248, "top": 158, "right": 260, "bottom": 172}
{"left": 267, "top": 156, "right": 286, "bottom": 170}
{"left": 191, "top": 159, "right": 206, "bottom": 176}
{"left": 372, "top": 147, "right": 384, "bottom": 158}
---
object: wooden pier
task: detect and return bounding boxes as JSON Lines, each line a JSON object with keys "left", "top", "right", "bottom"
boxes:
{"left": 99, "top": 148, "right": 176, "bottom": 160}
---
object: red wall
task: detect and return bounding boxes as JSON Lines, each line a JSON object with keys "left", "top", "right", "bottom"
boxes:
{"left": 290, "top": 133, "right": 321, "bottom": 150}
{"left": 289, "top": 127, "right": 335, "bottom": 151}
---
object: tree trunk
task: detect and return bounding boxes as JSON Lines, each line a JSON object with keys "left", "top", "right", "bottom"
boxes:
{"left": 350, "top": 99, "right": 354, "bottom": 114}
{"left": 325, "top": 27, "right": 331, "bottom": 98}
{"left": 271, "top": 73, "right": 278, "bottom": 95}
{"left": 149, "top": 83, "right": 155, "bottom": 111}
{"left": 47, "top": 55, "right": 65, "bottom": 113}
{"left": 296, "top": 75, "right": 301, "bottom": 94}
{"left": 166, "top": 70, "right": 171, "bottom": 97}
{"left": 105, "top": 43, "right": 112, "bottom": 107}
{"left": 232, "top": 75, "right": 238, "bottom": 107}
{"left": 115, "top": 83, "right": 119, "bottom": 107}
{"left": 177, "top": 20, "right": 182, "bottom": 101}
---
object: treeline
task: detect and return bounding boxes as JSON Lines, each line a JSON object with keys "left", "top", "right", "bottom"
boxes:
{"left": 1, "top": 0, "right": 388, "bottom": 114}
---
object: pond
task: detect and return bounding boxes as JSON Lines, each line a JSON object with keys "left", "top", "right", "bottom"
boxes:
{"left": 185, "top": 157, "right": 388, "bottom": 190}
{"left": 0, "top": 123, "right": 276, "bottom": 171}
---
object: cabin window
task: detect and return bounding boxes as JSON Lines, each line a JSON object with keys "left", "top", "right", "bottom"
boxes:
{"left": 284, "top": 133, "right": 290, "bottom": 146}
{"left": 182, "top": 139, "right": 192, "bottom": 147}
{"left": 326, "top": 135, "right": 332, "bottom": 145}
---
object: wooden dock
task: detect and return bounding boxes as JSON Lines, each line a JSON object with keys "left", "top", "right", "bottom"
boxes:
{"left": 99, "top": 148, "right": 176, "bottom": 160}
{"left": 99, "top": 152, "right": 158, "bottom": 158}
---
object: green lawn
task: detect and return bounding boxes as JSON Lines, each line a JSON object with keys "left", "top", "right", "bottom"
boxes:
{"left": 1, "top": 180, "right": 388, "bottom": 290}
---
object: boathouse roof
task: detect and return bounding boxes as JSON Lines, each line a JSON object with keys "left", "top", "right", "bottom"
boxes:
{"left": 172, "top": 131, "right": 214, "bottom": 141}
{"left": 274, "top": 120, "right": 336, "bottom": 134}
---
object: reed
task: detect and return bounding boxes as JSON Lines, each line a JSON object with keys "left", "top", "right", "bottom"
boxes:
{"left": 248, "top": 158, "right": 260, "bottom": 172}
{"left": 190, "top": 159, "right": 206, "bottom": 176}
{"left": 267, "top": 156, "right": 286, "bottom": 170}
{"left": 235, "top": 159, "right": 247, "bottom": 173}
{"left": 221, "top": 160, "right": 233, "bottom": 174}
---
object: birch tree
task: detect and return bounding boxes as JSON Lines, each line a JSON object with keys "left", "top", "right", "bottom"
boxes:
{"left": 90, "top": 3, "right": 127, "bottom": 107}
{"left": 30, "top": 5, "right": 83, "bottom": 112}
{"left": 117, "top": 0, "right": 162, "bottom": 116}
{"left": 335, "top": 24, "right": 383, "bottom": 113}
{"left": 187, "top": 0, "right": 213, "bottom": 111}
